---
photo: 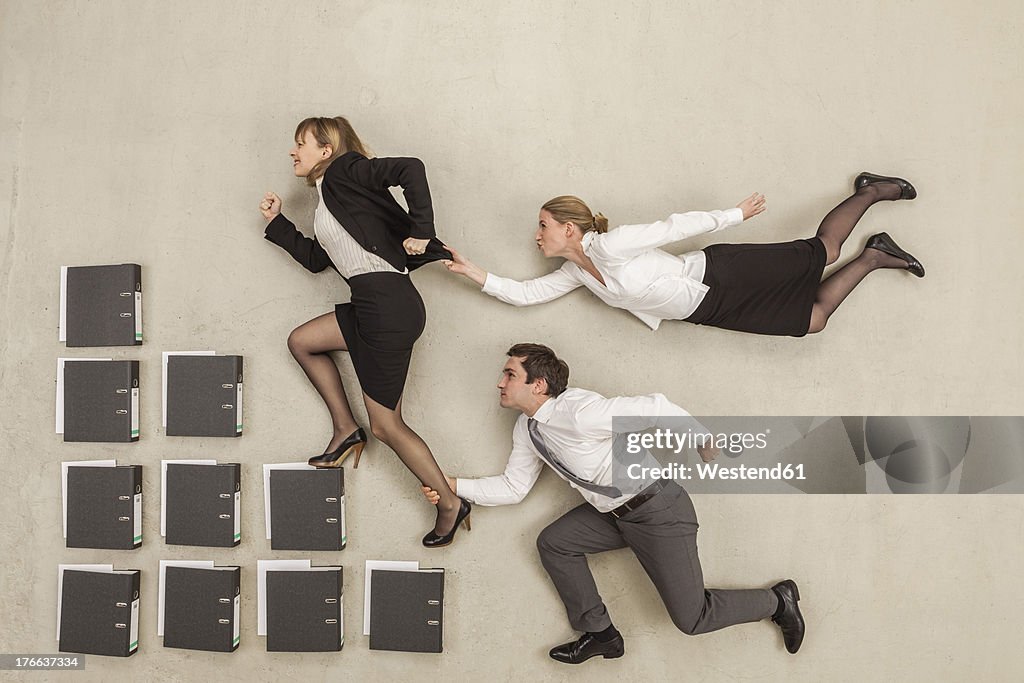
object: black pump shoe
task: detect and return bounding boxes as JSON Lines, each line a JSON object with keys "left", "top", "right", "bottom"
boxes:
{"left": 422, "top": 497, "right": 472, "bottom": 548}
{"left": 308, "top": 428, "right": 367, "bottom": 468}
{"left": 866, "top": 232, "right": 925, "bottom": 277}
{"left": 854, "top": 171, "right": 917, "bottom": 200}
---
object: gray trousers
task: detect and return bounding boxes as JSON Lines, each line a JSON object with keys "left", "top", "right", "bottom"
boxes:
{"left": 536, "top": 482, "right": 777, "bottom": 634}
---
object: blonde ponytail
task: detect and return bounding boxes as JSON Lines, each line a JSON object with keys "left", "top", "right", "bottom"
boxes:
{"left": 541, "top": 195, "right": 608, "bottom": 234}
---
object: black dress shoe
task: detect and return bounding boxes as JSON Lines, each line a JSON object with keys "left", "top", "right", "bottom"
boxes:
{"left": 422, "top": 497, "right": 472, "bottom": 548}
{"left": 308, "top": 428, "right": 367, "bottom": 468}
{"left": 549, "top": 632, "right": 625, "bottom": 664}
{"left": 771, "top": 579, "right": 805, "bottom": 654}
{"left": 854, "top": 171, "right": 917, "bottom": 200}
{"left": 865, "top": 232, "right": 925, "bottom": 277}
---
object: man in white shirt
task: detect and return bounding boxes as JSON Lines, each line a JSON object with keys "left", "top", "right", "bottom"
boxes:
{"left": 422, "top": 343, "right": 805, "bottom": 664}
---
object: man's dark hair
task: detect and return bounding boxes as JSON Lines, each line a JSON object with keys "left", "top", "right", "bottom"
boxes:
{"left": 507, "top": 343, "right": 570, "bottom": 396}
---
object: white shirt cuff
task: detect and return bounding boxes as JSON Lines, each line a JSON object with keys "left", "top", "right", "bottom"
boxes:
{"left": 481, "top": 272, "right": 501, "bottom": 296}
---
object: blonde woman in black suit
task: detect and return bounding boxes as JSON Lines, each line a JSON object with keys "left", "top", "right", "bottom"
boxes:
{"left": 260, "top": 116, "right": 469, "bottom": 547}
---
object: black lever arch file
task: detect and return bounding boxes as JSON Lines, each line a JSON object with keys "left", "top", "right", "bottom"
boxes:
{"left": 166, "top": 355, "right": 244, "bottom": 437}
{"left": 58, "top": 568, "right": 141, "bottom": 657}
{"left": 165, "top": 463, "right": 241, "bottom": 547}
{"left": 65, "top": 464, "right": 142, "bottom": 549}
{"left": 63, "top": 263, "right": 142, "bottom": 347}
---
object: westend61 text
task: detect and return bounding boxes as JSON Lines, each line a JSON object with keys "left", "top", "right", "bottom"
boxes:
{"left": 627, "top": 463, "right": 807, "bottom": 481}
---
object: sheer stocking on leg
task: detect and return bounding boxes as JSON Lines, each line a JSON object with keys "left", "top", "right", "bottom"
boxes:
{"left": 807, "top": 248, "right": 912, "bottom": 333}
{"left": 815, "top": 182, "right": 902, "bottom": 264}
{"left": 287, "top": 312, "right": 360, "bottom": 453}
{"left": 364, "top": 394, "right": 462, "bottom": 534}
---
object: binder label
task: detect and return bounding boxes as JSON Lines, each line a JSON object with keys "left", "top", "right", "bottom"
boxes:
{"left": 338, "top": 595, "right": 345, "bottom": 649}
{"left": 131, "top": 388, "right": 140, "bottom": 438}
{"left": 129, "top": 598, "right": 140, "bottom": 652}
{"left": 340, "top": 495, "right": 347, "bottom": 547}
{"left": 233, "top": 491, "right": 241, "bottom": 542}
{"left": 235, "top": 383, "right": 243, "bottom": 434}
{"left": 134, "top": 291, "right": 142, "bottom": 341}
{"left": 233, "top": 594, "right": 240, "bottom": 646}
{"left": 133, "top": 493, "right": 142, "bottom": 544}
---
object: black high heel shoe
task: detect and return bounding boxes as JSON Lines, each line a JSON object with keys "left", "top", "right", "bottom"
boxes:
{"left": 866, "top": 232, "right": 925, "bottom": 277}
{"left": 422, "top": 497, "right": 472, "bottom": 548}
{"left": 854, "top": 171, "right": 917, "bottom": 200}
{"left": 308, "top": 428, "right": 368, "bottom": 468}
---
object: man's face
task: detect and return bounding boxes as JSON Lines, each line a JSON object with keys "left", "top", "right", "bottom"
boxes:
{"left": 497, "top": 356, "right": 543, "bottom": 412}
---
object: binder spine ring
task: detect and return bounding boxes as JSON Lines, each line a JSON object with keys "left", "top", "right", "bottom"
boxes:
{"left": 218, "top": 619, "right": 231, "bottom": 624}
{"left": 118, "top": 495, "right": 131, "bottom": 500}
{"left": 221, "top": 404, "right": 233, "bottom": 409}
{"left": 221, "top": 384, "right": 234, "bottom": 388}
{"left": 115, "top": 623, "right": 127, "bottom": 629}
{"left": 427, "top": 600, "right": 440, "bottom": 605}
{"left": 326, "top": 518, "right": 338, "bottom": 524}
{"left": 427, "top": 620, "right": 439, "bottom": 626}
{"left": 325, "top": 619, "right": 338, "bottom": 624}
{"left": 218, "top": 514, "right": 231, "bottom": 519}
{"left": 324, "top": 598, "right": 338, "bottom": 604}
{"left": 218, "top": 598, "right": 231, "bottom": 604}
{"left": 325, "top": 497, "right": 338, "bottom": 503}
{"left": 119, "top": 312, "right": 132, "bottom": 318}
{"left": 116, "top": 602, "right": 128, "bottom": 607}
{"left": 115, "top": 409, "right": 128, "bottom": 414}
{"left": 219, "top": 493, "right": 231, "bottom": 499}
{"left": 118, "top": 516, "right": 130, "bottom": 521}
{"left": 119, "top": 292, "right": 132, "bottom": 297}
{"left": 116, "top": 388, "right": 128, "bottom": 394}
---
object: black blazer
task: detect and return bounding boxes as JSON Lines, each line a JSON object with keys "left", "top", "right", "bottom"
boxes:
{"left": 265, "top": 151, "right": 451, "bottom": 273}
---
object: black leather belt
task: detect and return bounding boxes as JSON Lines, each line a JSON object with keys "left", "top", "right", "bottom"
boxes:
{"left": 608, "top": 480, "right": 667, "bottom": 519}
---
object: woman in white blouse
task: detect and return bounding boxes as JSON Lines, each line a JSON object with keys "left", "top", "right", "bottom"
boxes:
{"left": 444, "top": 173, "right": 922, "bottom": 336}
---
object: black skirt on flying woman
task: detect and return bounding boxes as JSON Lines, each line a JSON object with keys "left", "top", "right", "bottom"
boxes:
{"left": 685, "top": 237, "right": 827, "bottom": 337}
{"left": 335, "top": 272, "right": 426, "bottom": 410}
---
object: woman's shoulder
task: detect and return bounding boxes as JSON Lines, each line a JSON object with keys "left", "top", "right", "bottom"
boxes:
{"left": 325, "top": 152, "right": 428, "bottom": 184}
{"left": 324, "top": 150, "right": 367, "bottom": 179}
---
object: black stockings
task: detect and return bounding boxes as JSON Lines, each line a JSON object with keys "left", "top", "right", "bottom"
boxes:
{"left": 808, "top": 183, "right": 909, "bottom": 333}
{"left": 287, "top": 312, "right": 461, "bottom": 534}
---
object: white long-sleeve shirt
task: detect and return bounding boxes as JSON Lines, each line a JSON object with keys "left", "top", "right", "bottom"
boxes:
{"left": 313, "top": 177, "right": 405, "bottom": 278}
{"left": 481, "top": 208, "right": 743, "bottom": 330}
{"left": 456, "top": 388, "right": 702, "bottom": 513}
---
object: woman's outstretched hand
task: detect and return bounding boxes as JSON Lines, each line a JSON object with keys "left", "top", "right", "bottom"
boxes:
{"left": 403, "top": 237, "right": 429, "bottom": 255}
{"left": 260, "top": 192, "right": 282, "bottom": 221}
{"left": 442, "top": 245, "right": 487, "bottom": 286}
{"left": 737, "top": 192, "right": 766, "bottom": 220}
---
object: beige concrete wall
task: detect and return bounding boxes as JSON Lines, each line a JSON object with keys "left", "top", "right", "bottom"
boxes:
{"left": 1, "top": 1, "right": 1021, "bottom": 680}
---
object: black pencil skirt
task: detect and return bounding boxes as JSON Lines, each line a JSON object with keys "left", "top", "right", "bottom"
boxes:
{"left": 334, "top": 272, "right": 426, "bottom": 410}
{"left": 685, "top": 237, "right": 827, "bottom": 337}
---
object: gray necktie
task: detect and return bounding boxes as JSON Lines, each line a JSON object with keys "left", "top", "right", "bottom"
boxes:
{"left": 528, "top": 418, "right": 622, "bottom": 498}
